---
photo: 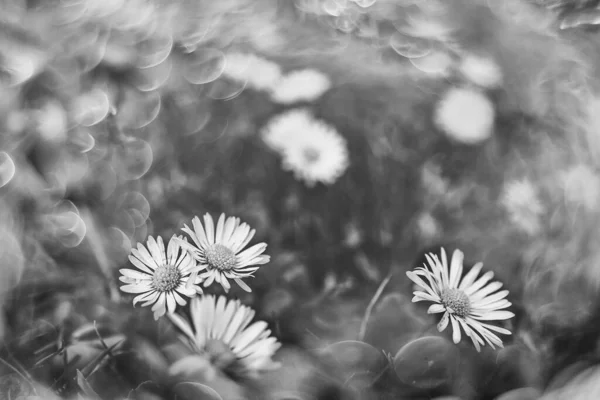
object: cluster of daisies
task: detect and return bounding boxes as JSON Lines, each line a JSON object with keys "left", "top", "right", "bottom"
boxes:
{"left": 433, "top": 53, "right": 502, "bottom": 145}
{"left": 119, "top": 213, "right": 281, "bottom": 376}
{"left": 120, "top": 214, "right": 514, "bottom": 362}
{"left": 221, "top": 52, "right": 332, "bottom": 104}
{"left": 384, "top": 3, "right": 503, "bottom": 146}
{"left": 221, "top": 52, "right": 350, "bottom": 187}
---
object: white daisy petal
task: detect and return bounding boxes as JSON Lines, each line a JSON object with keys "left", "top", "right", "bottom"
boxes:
{"left": 215, "top": 213, "right": 226, "bottom": 244}
{"left": 412, "top": 291, "right": 440, "bottom": 303}
{"left": 428, "top": 304, "right": 445, "bottom": 314}
{"left": 471, "top": 290, "right": 509, "bottom": 306}
{"left": 471, "top": 300, "right": 512, "bottom": 312}
{"left": 203, "top": 213, "right": 215, "bottom": 244}
{"left": 172, "top": 291, "right": 187, "bottom": 306}
{"left": 128, "top": 254, "right": 155, "bottom": 274}
{"left": 167, "top": 235, "right": 178, "bottom": 264}
{"left": 464, "top": 271, "right": 494, "bottom": 296}
{"left": 472, "top": 310, "right": 515, "bottom": 321}
{"left": 120, "top": 268, "right": 152, "bottom": 280}
{"left": 121, "top": 284, "right": 153, "bottom": 294}
{"left": 450, "top": 316, "right": 461, "bottom": 344}
{"left": 470, "top": 281, "right": 503, "bottom": 301}
{"left": 230, "top": 225, "right": 253, "bottom": 253}
{"left": 407, "top": 271, "right": 439, "bottom": 299}
{"left": 440, "top": 248, "right": 450, "bottom": 287}
{"left": 222, "top": 217, "right": 239, "bottom": 247}
{"left": 132, "top": 246, "right": 159, "bottom": 270}
{"left": 437, "top": 312, "right": 449, "bottom": 332}
{"left": 235, "top": 278, "right": 252, "bottom": 292}
{"left": 449, "top": 249, "right": 464, "bottom": 288}
{"left": 190, "top": 217, "right": 209, "bottom": 248}
{"left": 133, "top": 291, "right": 158, "bottom": 306}
{"left": 458, "top": 262, "right": 483, "bottom": 290}
{"left": 457, "top": 318, "right": 482, "bottom": 352}
{"left": 166, "top": 293, "right": 176, "bottom": 314}
{"left": 472, "top": 320, "right": 512, "bottom": 336}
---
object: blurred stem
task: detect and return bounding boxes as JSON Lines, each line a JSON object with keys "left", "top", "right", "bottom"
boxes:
{"left": 358, "top": 271, "right": 394, "bottom": 342}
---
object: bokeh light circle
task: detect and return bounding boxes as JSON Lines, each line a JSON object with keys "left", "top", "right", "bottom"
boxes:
{"left": 0, "top": 152, "right": 16, "bottom": 188}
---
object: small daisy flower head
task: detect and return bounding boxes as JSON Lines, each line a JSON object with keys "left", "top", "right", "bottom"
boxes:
{"left": 261, "top": 108, "right": 316, "bottom": 152}
{"left": 501, "top": 179, "right": 545, "bottom": 235}
{"left": 120, "top": 235, "right": 203, "bottom": 320}
{"left": 458, "top": 54, "right": 503, "bottom": 89}
{"left": 222, "top": 52, "right": 282, "bottom": 92}
{"left": 278, "top": 116, "right": 349, "bottom": 186}
{"left": 169, "top": 295, "right": 281, "bottom": 378}
{"left": 561, "top": 164, "right": 600, "bottom": 212}
{"left": 416, "top": 212, "right": 441, "bottom": 240}
{"left": 407, "top": 248, "right": 514, "bottom": 352}
{"left": 178, "top": 213, "right": 270, "bottom": 293}
{"left": 434, "top": 87, "right": 495, "bottom": 145}
{"left": 270, "top": 69, "right": 332, "bottom": 104}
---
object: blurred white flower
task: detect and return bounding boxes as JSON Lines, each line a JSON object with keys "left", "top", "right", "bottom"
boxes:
{"left": 434, "top": 87, "right": 495, "bottom": 144}
{"left": 261, "top": 108, "right": 315, "bottom": 151}
{"left": 35, "top": 101, "right": 68, "bottom": 143}
{"left": 120, "top": 235, "right": 202, "bottom": 320}
{"left": 407, "top": 248, "right": 514, "bottom": 352}
{"left": 501, "top": 179, "right": 545, "bottom": 235}
{"left": 169, "top": 294, "right": 281, "bottom": 378}
{"left": 178, "top": 213, "right": 270, "bottom": 293}
{"left": 458, "top": 54, "right": 503, "bottom": 89}
{"left": 416, "top": 212, "right": 440, "bottom": 240}
{"left": 270, "top": 69, "right": 331, "bottom": 104}
{"left": 561, "top": 164, "right": 600, "bottom": 212}
{"left": 222, "top": 52, "right": 282, "bottom": 91}
{"left": 264, "top": 111, "right": 349, "bottom": 186}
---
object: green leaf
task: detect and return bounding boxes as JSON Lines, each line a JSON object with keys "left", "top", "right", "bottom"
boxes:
{"left": 173, "top": 382, "right": 223, "bottom": 400}
{"left": 76, "top": 370, "right": 101, "bottom": 400}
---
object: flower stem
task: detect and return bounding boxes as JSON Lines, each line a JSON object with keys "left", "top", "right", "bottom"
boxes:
{"left": 358, "top": 271, "right": 394, "bottom": 341}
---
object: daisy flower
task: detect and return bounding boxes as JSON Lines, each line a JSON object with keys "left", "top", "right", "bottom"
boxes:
{"left": 501, "top": 179, "right": 545, "bottom": 235}
{"left": 169, "top": 294, "right": 281, "bottom": 378}
{"left": 261, "top": 108, "right": 316, "bottom": 151}
{"left": 458, "top": 54, "right": 503, "bottom": 89}
{"left": 262, "top": 110, "right": 348, "bottom": 186}
{"left": 561, "top": 164, "right": 600, "bottom": 212}
{"left": 407, "top": 248, "right": 514, "bottom": 351}
{"left": 281, "top": 120, "right": 349, "bottom": 186}
{"left": 222, "top": 52, "right": 282, "bottom": 92}
{"left": 434, "top": 87, "right": 495, "bottom": 144}
{"left": 178, "top": 213, "right": 270, "bottom": 293}
{"left": 120, "top": 235, "right": 203, "bottom": 320}
{"left": 270, "top": 69, "right": 331, "bottom": 104}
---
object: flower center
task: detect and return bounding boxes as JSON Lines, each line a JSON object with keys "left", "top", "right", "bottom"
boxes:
{"left": 205, "top": 244, "right": 237, "bottom": 271}
{"left": 204, "top": 338, "right": 237, "bottom": 369}
{"left": 152, "top": 264, "right": 181, "bottom": 292}
{"left": 302, "top": 147, "right": 320, "bottom": 164}
{"left": 440, "top": 288, "right": 471, "bottom": 318}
